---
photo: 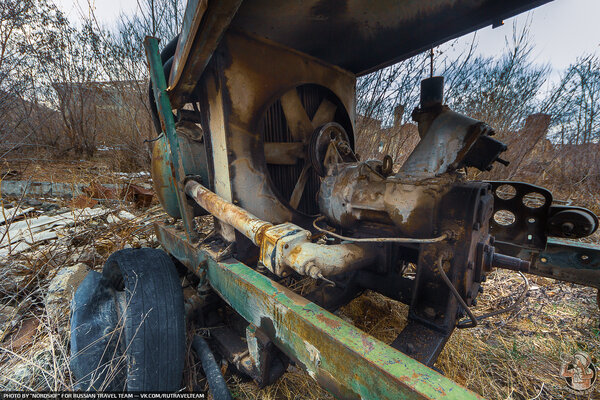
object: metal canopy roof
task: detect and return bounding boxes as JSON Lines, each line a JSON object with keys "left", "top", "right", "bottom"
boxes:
{"left": 231, "top": 0, "right": 552, "bottom": 75}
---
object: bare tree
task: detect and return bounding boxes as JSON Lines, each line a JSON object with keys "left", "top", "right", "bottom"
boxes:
{"left": 548, "top": 54, "right": 600, "bottom": 145}
{"left": 78, "top": 0, "right": 185, "bottom": 167}
{"left": 0, "top": 0, "right": 66, "bottom": 159}
{"left": 36, "top": 21, "right": 105, "bottom": 157}
{"left": 444, "top": 21, "right": 549, "bottom": 133}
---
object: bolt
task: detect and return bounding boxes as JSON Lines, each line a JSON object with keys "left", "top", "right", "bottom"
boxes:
{"left": 256, "top": 262, "right": 267, "bottom": 272}
{"left": 305, "top": 263, "right": 320, "bottom": 279}
{"left": 423, "top": 307, "right": 436, "bottom": 319}
{"left": 561, "top": 222, "right": 574, "bottom": 234}
{"left": 472, "top": 299, "right": 478, "bottom": 306}
{"left": 478, "top": 286, "right": 484, "bottom": 293}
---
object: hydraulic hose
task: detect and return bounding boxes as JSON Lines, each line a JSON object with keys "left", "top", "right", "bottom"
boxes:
{"left": 192, "top": 336, "right": 233, "bottom": 400}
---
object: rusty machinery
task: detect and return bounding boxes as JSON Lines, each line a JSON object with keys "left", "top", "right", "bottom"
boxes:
{"left": 141, "top": 0, "right": 600, "bottom": 398}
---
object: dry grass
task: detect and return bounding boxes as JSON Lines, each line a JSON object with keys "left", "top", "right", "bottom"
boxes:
{"left": 438, "top": 271, "right": 599, "bottom": 399}
{"left": 207, "top": 270, "right": 599, "bottom": 399}
{"left": 1, "top": 161, "right": 599, "bottom": 399}
{"left": 0, "top": 188, "right": 166, "bottom": 390}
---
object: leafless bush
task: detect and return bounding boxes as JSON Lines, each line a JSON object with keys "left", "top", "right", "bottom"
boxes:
{"left": 0, "top": 0, "right": 185, "bottom": 169}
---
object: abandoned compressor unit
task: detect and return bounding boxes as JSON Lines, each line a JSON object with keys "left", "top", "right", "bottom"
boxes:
{"left": 69, "top": 0, "right": 600, "bottom": 398}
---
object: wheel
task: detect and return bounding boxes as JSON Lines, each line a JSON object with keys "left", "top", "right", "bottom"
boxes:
{"left": 71, "top": 248, "right": 185, "bottom": 391}
{"left": 103, "top": 248, "right": 185, "bottom": 391}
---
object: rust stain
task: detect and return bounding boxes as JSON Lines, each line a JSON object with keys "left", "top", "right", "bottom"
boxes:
{"left": 316, "top": 313, "right": 342, "bottom": 329}
{"left": 361, "top": 334, "right": 375, "bottom": 353}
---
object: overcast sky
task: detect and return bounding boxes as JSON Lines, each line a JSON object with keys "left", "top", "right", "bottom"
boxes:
{"left": 54, "top": 0, "right": 600, "bottom": 76}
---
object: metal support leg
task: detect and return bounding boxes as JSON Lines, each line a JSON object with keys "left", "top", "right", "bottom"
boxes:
{"left": 144, "top": 36, "right": 196, "bottom": 241}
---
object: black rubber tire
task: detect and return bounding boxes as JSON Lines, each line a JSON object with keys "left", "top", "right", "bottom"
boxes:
{"left": 160, "top": 34, "right": 180, "bottom": 65}
{"left": 102, "top": 248, "right": 185, "bottom": 391}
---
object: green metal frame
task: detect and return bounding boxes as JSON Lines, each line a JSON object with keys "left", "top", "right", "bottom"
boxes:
{"left": 156, "top": 224, "right": 483, "bottom": 399}
{"left": 526, "top": 237, "right": 600, "bottom": 289}
{"left": 145, "top": 37, "right": 196, "bottom": 241}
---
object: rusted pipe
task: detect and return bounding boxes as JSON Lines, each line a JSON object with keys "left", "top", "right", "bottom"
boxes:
{"left": 185, "top": 180, "right": 378, "bottom": 278}
{"left": 185, "top": 180, "right": 272, "bottom": 245}
{"left": 492, "top": 253, "right": 530, "bottom": 272}
{"left": 283, "top": 242, "right": 377, "bottom": 278}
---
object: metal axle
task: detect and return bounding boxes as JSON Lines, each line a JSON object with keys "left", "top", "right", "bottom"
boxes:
{"left": 184, "top": 179, "right": 377, "bottom": 278}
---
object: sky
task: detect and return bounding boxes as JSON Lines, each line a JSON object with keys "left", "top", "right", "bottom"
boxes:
{"left": 455, "top": 0, "right": 600, "bottom": 78}
{"left": 54, "top": 0, "right": 136, "bottom": 23}
{"left": 54, "top": 0, "right": 600, "bottom": 78}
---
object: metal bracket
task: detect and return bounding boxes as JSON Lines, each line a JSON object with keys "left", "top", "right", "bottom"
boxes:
{"left": 516, "top": 237, "right": 600, "bottom": 289}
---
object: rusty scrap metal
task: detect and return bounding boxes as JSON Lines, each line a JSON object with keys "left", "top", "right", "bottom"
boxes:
{"left": 257, "top": 221, "right": 377, "bottom": 278}
{"left": 403, "top": 77, "right": 505, "bottom": 178}
{"left": 167, "top": 0, "right": 244, "bottom": 108}
{"left": 143, "top": 1, "right": 600, "bottom": 397}
{"left": 168, "top": 0, "right": 208, "bottom": 91}
{"left": 318, "top": 161, "right": 456, "bottom": 237}
{"left": 122, "top": 184, "right": 154, "bottom": 208}
{"left": 185, "top": 179, "right": 273, "bottom": 246}
{"left": 151, "top": 121, "right": 210, "bottom": 219}
{"left": 212, "top": 0, "right": 552, "bottom": 76}
{"left": 519, "top": 238, "right": 600, "bottom": 289}
{"left": 263, "top": 142, "right": 305, "bottom": 165}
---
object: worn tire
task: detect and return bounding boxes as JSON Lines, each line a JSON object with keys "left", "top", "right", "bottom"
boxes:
{"left": 103, "top": 248, "right": 185, "bottom": 391}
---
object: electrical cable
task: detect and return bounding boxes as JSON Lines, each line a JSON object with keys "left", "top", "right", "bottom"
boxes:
{"left": 461, "top": 270, "right": 529, "bottom": 326}
{"left": 143, "top": 133, "right": 164, "bottom": 143}
{"left": 435, "top": 256, "right": 479, "bottom": 329}
{"left": 434, "top": 256, "right": 530, "bottom": 329}
{"left": 312, "top": 216, "right": 448, "bottom": 243}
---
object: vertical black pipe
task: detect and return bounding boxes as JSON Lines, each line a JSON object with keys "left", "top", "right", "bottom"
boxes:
{"left": 192, "top": 336, "right": 233, "bottom": 400}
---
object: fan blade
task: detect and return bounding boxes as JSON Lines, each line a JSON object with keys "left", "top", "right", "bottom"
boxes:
{"left": 264, "top": 142, "right": 305, "bottom": 165}
{"left": 289, "top": 162, "right": 311, "bottom": 209}
{"left": 280, "top": 89, "right": 313, "bottom": 142}
{"left": 311, "top": 98, "right": 337, "bottom": 128}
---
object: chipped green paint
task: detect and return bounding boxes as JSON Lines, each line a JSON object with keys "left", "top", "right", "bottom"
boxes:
{"left": 156, "top": 224, "right": 483, "bottom": 400}
{"left": 144, "top": 36, "right": 195, "bottom": 240}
